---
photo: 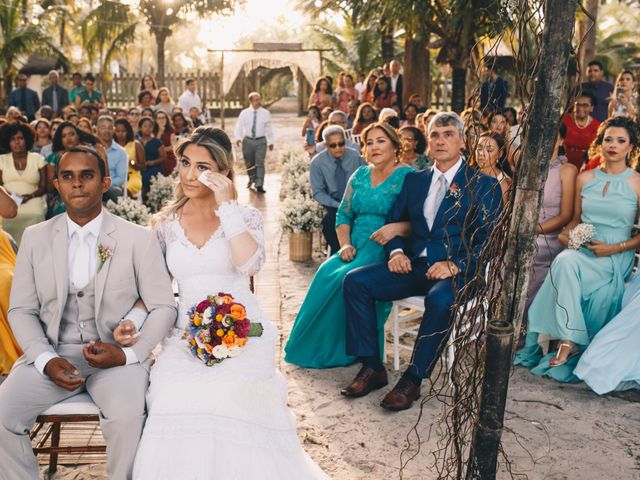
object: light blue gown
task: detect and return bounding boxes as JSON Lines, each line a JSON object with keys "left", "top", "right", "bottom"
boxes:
{"left": 284, "top": 165, "right": 411, "bottom": 368}
{"left": 515, "top": 168, "right": 637, "bottom": 382}
{"left": 575, "top": 272, "right": 640, "bottom": 394}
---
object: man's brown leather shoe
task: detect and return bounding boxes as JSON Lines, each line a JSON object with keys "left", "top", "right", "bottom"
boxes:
{"left": 340, "top": 367, "right": 388, "bottom": 398}
{"left": 380, "top": 378, "right": 420, "bottom": 411}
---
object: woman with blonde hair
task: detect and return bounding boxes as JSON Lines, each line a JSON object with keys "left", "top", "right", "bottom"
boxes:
{"left": 131, "top": 127, "right": 328, "bottom": 478}
{"left": 285, "top": 122, "right": 412, "bottom": 368}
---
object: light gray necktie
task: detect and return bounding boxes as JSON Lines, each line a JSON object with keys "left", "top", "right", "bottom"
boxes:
{"left": 72, "top": 230, "right": 91, "bottom": 289}
{"left": 427, "top": 175, "right": 447, "bottom": 229}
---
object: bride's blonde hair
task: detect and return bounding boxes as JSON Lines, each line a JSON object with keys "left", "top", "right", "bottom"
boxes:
{"left": 152, "top": 127, "right": 237, "bottom": 225}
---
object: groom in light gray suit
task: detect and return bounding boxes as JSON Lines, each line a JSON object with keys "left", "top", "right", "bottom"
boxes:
{"left": 0, "top": 146, "right": 177, "bottom": 479}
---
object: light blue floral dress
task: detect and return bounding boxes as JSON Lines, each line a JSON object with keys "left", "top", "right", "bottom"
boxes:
{"left": 285, "top": 165, "right": 411, "bottom": 368}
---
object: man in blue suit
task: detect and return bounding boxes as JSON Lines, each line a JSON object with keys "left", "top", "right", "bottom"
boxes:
{"left": 341, "top": 112, "right": 503, "bottom": 411}
{"left": 8, "top": 74, "right": 40, "bottom": 122}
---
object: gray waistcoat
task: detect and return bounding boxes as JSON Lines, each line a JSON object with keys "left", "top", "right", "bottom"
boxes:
{"left": 58, "top": 278, "right": 100, "bottom": 344}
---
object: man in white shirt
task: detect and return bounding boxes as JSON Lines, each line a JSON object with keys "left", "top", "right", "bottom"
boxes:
{"left": 234, "top": 92, "right": 274, "bottom": 193}
{"left": 389, "top": 60, "right": 404, "bottom": 108}
{"left": 178, "top": 78, "right": 204, "bottom": 121}
{"left": 0, "top": 146, "right": 176, "bottom": 479}
{"left": 354, "top": 72, "right": 365, "bottom": 100}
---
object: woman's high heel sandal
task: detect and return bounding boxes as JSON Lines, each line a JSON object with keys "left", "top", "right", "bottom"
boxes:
{"left": 549, "top": 341, "right": 579, "bottom": 367}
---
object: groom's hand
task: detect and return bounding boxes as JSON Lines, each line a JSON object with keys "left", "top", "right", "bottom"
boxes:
{"left": 44, "top": 357, "right": 85, "bottom": 391}
{"left": 388, "top": 252, "right": 412, "bottom": 274}
{"left": 83, "top": 341, "right": 126, "bottom": 369}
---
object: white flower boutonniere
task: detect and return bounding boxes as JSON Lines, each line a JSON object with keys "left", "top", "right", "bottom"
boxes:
{"left": 98, "top": 244, "right": 113, "bottom": 269}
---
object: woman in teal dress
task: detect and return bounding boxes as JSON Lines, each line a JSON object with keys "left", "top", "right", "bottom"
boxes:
{"left": 515, "top": 116, "right": 640, "bottom": 383}
{"left": 285, "top": 122, "right": 412, "bottom": 368}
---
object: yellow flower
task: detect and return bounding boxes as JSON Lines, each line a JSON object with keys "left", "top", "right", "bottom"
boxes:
{"left": 193, "top": 314, "right": 202, "bottom": 326}
{"left": 197, "top": 348, "right": 203, "bottom": 354}
{"left": 216, "top": 314, "right": 223, "bottom": 321}
{"left": 216, "top": 329, "right": 225, "bottom": 337}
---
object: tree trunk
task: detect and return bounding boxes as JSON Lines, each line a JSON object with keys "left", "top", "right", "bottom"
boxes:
{"left": 577, "top": 0, "right": 598, "bottom": 82}
{"left": 155, "top": 29, "right": 168, "bottom": 86}
{"left": 450, "top": 66, "right": 466, "bottom": 113}
{"left": 380, "top": 16, "right": 395, "bottom": 64}
{"left": 466, "top": 1, "right": 577, "bottom": 477}
{"left": 403, "top": 32, "right": 430, "bottom": 108}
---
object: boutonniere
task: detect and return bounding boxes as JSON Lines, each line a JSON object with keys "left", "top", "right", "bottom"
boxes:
{"left": 98, "top": 244, "right": 113, "bottom": 268}
{"left": 448, "top": 182, "right": 462, "bottom": 199}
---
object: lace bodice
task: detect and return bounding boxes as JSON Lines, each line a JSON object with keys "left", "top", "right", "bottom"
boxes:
{"left": 152, "top": 201, "right": 267, "bottom": 330}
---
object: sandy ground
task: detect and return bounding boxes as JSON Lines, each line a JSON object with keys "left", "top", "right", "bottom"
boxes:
{"left": 1, "top": 99, "right": 639, "bottom": 479}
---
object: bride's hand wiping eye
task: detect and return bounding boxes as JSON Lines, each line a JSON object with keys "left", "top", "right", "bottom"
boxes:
{"left": 198, "top": 171, "right": 235, "bottom": 205}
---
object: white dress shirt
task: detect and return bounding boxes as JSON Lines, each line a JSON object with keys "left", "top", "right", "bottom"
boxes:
{"left": 34, "top": 210, "right": 138, "bottom": 375}
{"left": 390, "top": 74, "right": 400, "bottom": 93}
{"left": 391, "top": 157, "right": 463, "bottom": 259}
{"left": 178, "top": 90, "right": 202, "bottom": 114}
{"left": 233, "top": 107, "right": 274, "bottom": 145}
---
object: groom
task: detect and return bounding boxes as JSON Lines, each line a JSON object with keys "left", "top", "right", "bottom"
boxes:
{"left": 341, "top": 112, "right": 502, "bottom": 411}
{"left": 0, "top": 146, "right": 177, "bottom": 479}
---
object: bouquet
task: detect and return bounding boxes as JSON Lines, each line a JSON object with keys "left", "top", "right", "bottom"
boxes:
{"left": 184, "top": 292, "right": 263, "bottom": 366}
{"left": 568, "top": 223, "right": 595, "bottom": 250}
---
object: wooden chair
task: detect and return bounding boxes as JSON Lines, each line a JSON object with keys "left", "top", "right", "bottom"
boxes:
{"left": 31, "top": 393, "right": 105, "bottom": 476}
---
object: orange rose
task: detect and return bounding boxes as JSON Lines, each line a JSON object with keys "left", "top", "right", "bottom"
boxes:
{"left": 222, "top": 332, "right": 236, "bottom": 346}
{"left": 236, "top": 337, "right": 248, "bottom": 347}
{"left": 223, "top": 296, "right": 233, "bottom": 305}
{"left": 230, "top": 304, "right": 246, "bottom": 320}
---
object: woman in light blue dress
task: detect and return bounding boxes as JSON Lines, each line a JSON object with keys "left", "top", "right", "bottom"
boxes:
{"left": 285, "top": 123, "right": 412, "bottom": 368}
{"left": 575, "top": 272, "right": 640, "bottom": 394}
{"left": 515, "top": 116, "right": 640, "bottom": 383}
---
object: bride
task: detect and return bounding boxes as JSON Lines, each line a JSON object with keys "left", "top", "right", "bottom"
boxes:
{"left": 122, "top": 127, "right": 328, "bottom": 479}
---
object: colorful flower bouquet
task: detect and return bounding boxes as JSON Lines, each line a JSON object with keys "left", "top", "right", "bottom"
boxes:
{"left": 184, "top": 292, "right": 263, "bottom": 366}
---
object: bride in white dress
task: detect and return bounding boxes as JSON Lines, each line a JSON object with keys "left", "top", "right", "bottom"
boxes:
{"left": 131, "top": 127, "right": 328, "bottom": 479}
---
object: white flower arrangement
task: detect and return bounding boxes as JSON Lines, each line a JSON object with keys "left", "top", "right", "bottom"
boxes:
{"left": 146, "top": 173, "right": 176, "bottom": 213}
{"left": 568, "top": 223, "right": 595, "bottom": 250}
{"left": 106, "top": 197, "right": 151, "bottom": 226}
{"left": 278, "top": 148, "right": 324, "bottom": 233}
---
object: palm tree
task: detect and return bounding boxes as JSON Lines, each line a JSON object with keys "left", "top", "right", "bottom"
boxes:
{"left": 138, "top": 0, "right": 241, "bottom": 86}
{"left": 80, "top": 1, "right": 138, "bottom": 76}
{"left": 0, "top": 0, "right": 66, "bottom": 100}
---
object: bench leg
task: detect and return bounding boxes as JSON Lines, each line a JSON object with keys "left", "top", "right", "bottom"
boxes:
{"left": 49, "top": 421, "right": 61, "bottom": 475}
{"left": 392, "top": 304, "right": 400, "bottom": 371}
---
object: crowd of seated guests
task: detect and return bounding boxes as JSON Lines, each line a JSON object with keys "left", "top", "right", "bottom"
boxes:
{"left": 292, "top": 58, "right": 640, "bottom": 410}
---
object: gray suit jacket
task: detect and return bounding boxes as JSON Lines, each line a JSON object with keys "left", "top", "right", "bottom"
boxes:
{"left": 8, "top": 210, "right": 177, "bottom": 367}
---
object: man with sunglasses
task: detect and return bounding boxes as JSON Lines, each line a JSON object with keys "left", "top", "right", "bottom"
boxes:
{"left": 310, "top": 125, "right": 364, "bottom": 254}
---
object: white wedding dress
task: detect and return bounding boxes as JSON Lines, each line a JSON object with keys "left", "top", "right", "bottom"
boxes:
{"left": 133, "top": 201, "right": 328, "bottom": 479}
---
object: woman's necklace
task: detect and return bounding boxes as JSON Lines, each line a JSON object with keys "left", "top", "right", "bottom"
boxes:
{"left": 13, "top": 153, "right": 27, "bottom": 170}
{"left": 573, "top": 114, "right": 591, "bottom": 129}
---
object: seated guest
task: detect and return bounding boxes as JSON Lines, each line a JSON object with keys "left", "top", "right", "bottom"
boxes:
{"left": 608, "top": 70, "right": 637, "bottom": 119}
{"left": 31, "top": 119, "right": 52, "bottom": 155}
{"left": 309, "top": 125, "right": 365, "bottom": 255}
{"left": 352, "top": 102, "right": 377, "bottom": 136}
{"left": 0, "top": 122, "right": 47, "bottom": 245}
{"left": 399, "top": 126, "right": 432, "bottom": 171}
{"left": 372, "top": 76, "right": 397, "bottom": 110}
{"left": 340, "top": 112, "right": 502, "bottom": 411}
{"left": 516, "top": 116, "right": 640, "bottom": 382}
{"left": 575, "top": 271, "right": 640, "bottom": 394}
{"left": 473, "top": 132, "right": 511, "bottom": 205}
{"left": 400, "top": 103, "right": 419, "bottom": 127}
{"left": 138, "top": 90, "right": 154, "bottom": 110}
{"left": 312, "top": 111, "right": 360, "bottom": 154}
{"left": 0, "top": 187, "right": 18, "bottom": 374}
{"left": 96, "top": 116, "right": 128, "bottom": 203}
{"left": 286, "top": 123, "right": 412, "bottom": 368}
{"left": 114, "top": 118, "right": 145, "bottom": 198}
{"left": 301, "top": 106, "right": 321, "bottom": 137}
{"left": 562, "top": 91, "right": 600, "bottom": 169}
{"left": 515, "top": 127, "right": 577, "bottom": 341}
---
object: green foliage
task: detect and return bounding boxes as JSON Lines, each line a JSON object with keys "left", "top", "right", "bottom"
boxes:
{"left": 595, "top": 2, "right": 640, "bottom": 75}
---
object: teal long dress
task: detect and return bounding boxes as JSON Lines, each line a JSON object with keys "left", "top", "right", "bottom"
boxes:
{"left": 284, "top": 165, "right": 411, "bottom": 368}
{"left": 515, "top": 168, "right": 638, "bottom": 382}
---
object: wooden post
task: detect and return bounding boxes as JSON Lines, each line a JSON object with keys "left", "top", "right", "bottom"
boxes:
{"left": 466, "top": 1, "right": 577, "bottom": 478}
{"left": 220, "top": 51, "right": 225, "bottom": 129}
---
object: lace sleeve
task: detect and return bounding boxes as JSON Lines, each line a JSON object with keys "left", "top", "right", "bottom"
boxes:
{"left": 152, "top": 218, "right": 168, "bottom": 256}
{"left": 336, "top": 171, "right": 357, "bottom": 227}
{"left": 216, "top": 201, "right": 266, "bottom": 276}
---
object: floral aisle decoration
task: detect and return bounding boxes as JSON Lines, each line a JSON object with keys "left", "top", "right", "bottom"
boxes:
{"left": 147, "top": 173, "right": 176, "bottom": 213}
{"left": 106, "top": 197, "right": 151, "bottom": 226}
{"left": 278, "top": 148, "right": 324, "bottom": 261}
{"left": 184, "top": 292, "right": 263, "bottom": 365}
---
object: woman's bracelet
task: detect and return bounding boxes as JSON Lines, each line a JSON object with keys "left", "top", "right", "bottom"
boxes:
{"left": 338, "top": 244, "right": 353, "bottom": 253}
{"left": 619, "top": 241, "right": 628, "bottom": 252}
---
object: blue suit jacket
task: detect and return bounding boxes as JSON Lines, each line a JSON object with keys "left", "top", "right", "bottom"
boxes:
{"left": 8, "top": 87, "right": 40, "bottom": 120}
{"left": 384, "top": 161, "right": 502, "bottom": 279}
